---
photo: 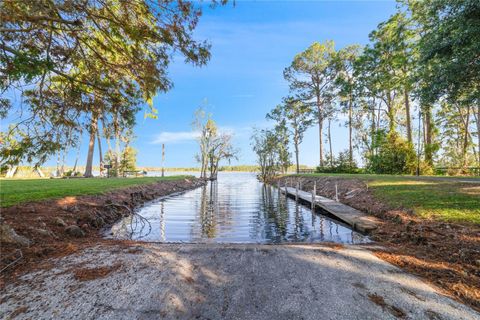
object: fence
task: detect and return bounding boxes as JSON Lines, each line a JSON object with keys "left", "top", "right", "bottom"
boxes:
{"left": 297, "top": 169, "right": 316, "bottom": 174}
{"left": 434, "top": 167, "right": 480, "bottom": 176}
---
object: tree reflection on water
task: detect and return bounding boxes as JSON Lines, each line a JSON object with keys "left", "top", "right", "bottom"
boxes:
{"left": 110, "top": 173, "right": 368, "bottom": 244}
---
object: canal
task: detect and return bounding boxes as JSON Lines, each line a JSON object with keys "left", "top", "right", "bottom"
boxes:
{"left": 109, "top": 172, "right": 368, "bottom": 244}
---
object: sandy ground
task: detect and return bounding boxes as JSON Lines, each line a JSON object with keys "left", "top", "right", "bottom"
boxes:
{"left": 1, "top": 243, "right": 479, "bottom": 320}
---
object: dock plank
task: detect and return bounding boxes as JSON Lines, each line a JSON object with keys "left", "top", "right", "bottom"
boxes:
{"left": 281, "top": 187, "right": 378, "bottom": 233}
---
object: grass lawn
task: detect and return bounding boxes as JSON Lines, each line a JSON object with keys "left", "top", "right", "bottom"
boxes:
{"left": 301, "top": 173, "right": 480, "bottom": 225}
{"left": 0, "top": 176, "right": 190, "bottom": 207}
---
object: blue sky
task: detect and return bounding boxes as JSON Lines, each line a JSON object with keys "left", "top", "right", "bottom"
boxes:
{"left": 8, "top": 0, "right": 399, "bottom": 168}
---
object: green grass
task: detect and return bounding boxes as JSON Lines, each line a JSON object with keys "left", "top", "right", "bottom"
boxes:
{"left": 300, "top": 173, "right": 480, "bottom": 225}
{"left": 0, "top": 176, "right": 190, "bottom": 207}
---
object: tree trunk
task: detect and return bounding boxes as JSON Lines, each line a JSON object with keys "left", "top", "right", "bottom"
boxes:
{"left": 376, "top": 101, "right": 382, "bottom": 140}
{"left": 105, "top": 138, "right": 112, "bottom": 160}
{"left": 423, "top": 105, "right": 434, "bottom": 167}
{"left": 56, "top": 149, "right": 61, "bottom": 177}
{"left": 60, "top": 149, "right": 67, "bottom": 176}
{"left": 328, "top": 119, "right": 333, "bottom": 167}
{"left": 201, "top": 148, "right": 208, "bottom": 179}
{"left": 462, "top": 105, "right": 471, "bottom": 167}
{"left": 294, "top": 133, "right": 300, "bottom": 174}
{"left": 72, "top": 133, "right": 82, "bottom": 175}
{"left": 97, "top": 129, "right": 103, "bottom": 177}
{"left": 422, "top": 113, "right": 426, "bottom": 148}
{"left": 115, "top": 140, "right": 120, "bottom": 173}
{"left": 60, "top": 127, "right": 72, "bottom": 176}
{"left": 370, "top": 99, "right": 376, "bottom": 156}
{"left": 209, "top": 155, "right": 214, "bottom": 180}
{"left": 474, "top": 103, "right": 480, "bottom": 168}
{"left": 387, "top": 92, "right": 395, "bottom": 133}
{"left": 60, "top": 141, "right": 69, "bottom": 176}
{"left": 319, "top": 118, "right": 324, "bottom": 167}
{"left": 97, "top": 129, "right": 103, "bottom": 164}
{"left": 348, "top": 98, "right": 353, "bottom": 163}
{"left": 102, "top": 116, "right": 112, "bottom": 166}
{"left": 204, "top": 156, "right": 208, "bottom": 179}
{"left": 316, "top": 94, "right": 324, "bottom": 167}
{"left": 84, "top": 113, "right": 98, "bottom": 177}
{"left": 404, "top": 89, "right": 412, "bottom": 144}
{"left": 214, "top": 159, "right": 220, "bottom": 180}
{"left": 108, "top": 111, "right": 120, "bottom": 177}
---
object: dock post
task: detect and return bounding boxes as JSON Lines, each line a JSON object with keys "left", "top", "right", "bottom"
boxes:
{"left": 285, "top": 179, "right": 289, "bottom": 198}
{"left": 311, "top": 181, "right": 317, "bottom": 210}
{"left": 295, "top": 181, "right": 299, "bottom": 201}
{"left": 311, "top": 190, "right": 315, "bottom": 209}
{"left": 335, "top": 182, "right": 339, "bottom": 202}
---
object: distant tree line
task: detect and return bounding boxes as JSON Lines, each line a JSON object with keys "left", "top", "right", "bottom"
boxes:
{"left": 256, "top": 0, "right": 479, "bottom": 177}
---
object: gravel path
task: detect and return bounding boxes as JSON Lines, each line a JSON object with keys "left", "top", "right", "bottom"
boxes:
{"left": 2, "top": 243, "right": 479, "bottom": 320}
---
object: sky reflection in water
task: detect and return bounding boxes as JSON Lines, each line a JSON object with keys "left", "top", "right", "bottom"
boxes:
{"left": 110, "top": 172, "right": 368, "bottom": 244}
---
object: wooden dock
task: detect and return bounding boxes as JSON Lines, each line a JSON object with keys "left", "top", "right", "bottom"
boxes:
{"left": 280, "top": 186, "right": 378, "bottom": 233}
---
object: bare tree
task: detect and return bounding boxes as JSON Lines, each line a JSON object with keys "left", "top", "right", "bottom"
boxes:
{"left": 193, "top": 108, "right": 216, "bottom": 179}
{"left": 207, "top": 133, "right": 238, "bottom": 180}
{"left": 193, "top": 108, "right": 238, "bottom": 180}
{"left": 251, "top": 129, "right": 284, "bottom": 181}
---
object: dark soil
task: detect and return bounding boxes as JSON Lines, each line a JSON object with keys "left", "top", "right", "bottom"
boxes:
{"left": 275, "top": 176, "right": 480, "bottom": 312}
{"left": 368, "top": 293, "right": 406, "bottom": 319}
{"left": 0, "top": 177, "right": 204, "bottom": 286}
{"left": 74, "top": 263, "right": 122, "bottom": 281}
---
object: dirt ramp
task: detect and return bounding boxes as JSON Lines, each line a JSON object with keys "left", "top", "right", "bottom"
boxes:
{"left": 1, "top": 243, "right": 478, "bottom": 320}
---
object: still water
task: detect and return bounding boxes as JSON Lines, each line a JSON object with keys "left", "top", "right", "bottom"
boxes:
{"left": 110, "top": 172, "right": 368, "bottom": 244}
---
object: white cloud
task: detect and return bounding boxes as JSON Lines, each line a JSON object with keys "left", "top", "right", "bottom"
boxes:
{"left": 152, "top": 131, "right": 200, "bottom": 144}
{"left": 152, "top": 126, "right": 239, "bottom": 145}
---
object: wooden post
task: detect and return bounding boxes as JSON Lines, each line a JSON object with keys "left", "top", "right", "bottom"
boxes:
{"left": 296, "top": 181, "right": 299, "bottom": 201}
{"left": 161, "top": 143, "right": 165, "bottom": 177}
{"left": 335, "top": 182, "right": 339, "bottom": 202}
{"left": 285, "top": 179, "right": 289, "bottom": 198}
{"left": 311, "top": 189, "right": 315, "bottom": 209}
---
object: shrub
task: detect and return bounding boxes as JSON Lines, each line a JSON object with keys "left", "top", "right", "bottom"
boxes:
{"left": 316, "top": 150, "right": 361, "bottom": 174}
{"left": 367, "top": 131, "right": 417, "bottom": 174}
{"left": 63, "top": 170, "right": 82, "bottom": 177}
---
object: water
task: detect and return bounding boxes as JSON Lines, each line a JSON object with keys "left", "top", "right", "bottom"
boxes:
{"left": 109, "top": 172, "right": 368, "bottom": 244}
{"left": 146, "top": 170, "right": 201, "bottom": 178}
